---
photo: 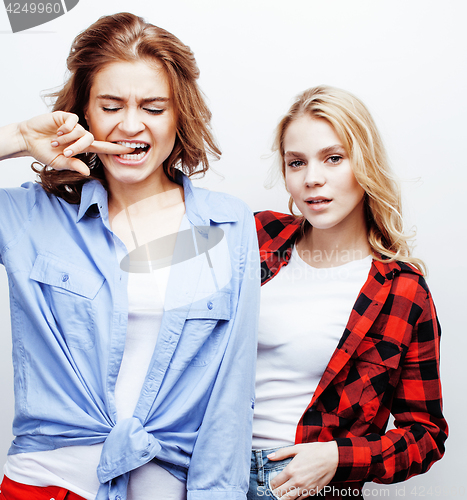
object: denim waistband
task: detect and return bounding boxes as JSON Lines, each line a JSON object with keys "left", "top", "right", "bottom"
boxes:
{"left": 251, "top": 448, "right": 291, "bottom": 471}
{"left": 250, "top": 448, "right": 293, "bottom": 487}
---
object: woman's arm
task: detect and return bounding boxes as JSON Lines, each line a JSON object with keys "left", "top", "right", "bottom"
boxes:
{"left": 0, "top": 122, "right": 29, "bottom": 160}
{"left": 332, "top": 286, "right": 447, "bottom": 485}
{"left": 0, "top": 111, "right": 130, "bottom": 175}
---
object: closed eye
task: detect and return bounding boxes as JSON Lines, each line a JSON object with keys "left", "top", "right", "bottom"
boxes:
{"left": 144, "top": 108, "right": 164, "bottom": 115}
{"left": 102, "top": 107, "right": 121, "bottom": 113}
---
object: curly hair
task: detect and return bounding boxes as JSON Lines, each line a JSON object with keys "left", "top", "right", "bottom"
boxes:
{"left": 36, "top": 12, "right": 220, "bottom": 203}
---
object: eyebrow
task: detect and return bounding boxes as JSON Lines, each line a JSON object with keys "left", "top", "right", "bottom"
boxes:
{"left": 96, "top": 95, "right": 170, "bottom": 103}
{"left": 319, "top": 145, "right": 346, "bottom": 155}
{"left": 284, "top": 151, "right": 302, "bottom": 159}
{"left": 284, "top": 145, "right": 345, "bottom": 158}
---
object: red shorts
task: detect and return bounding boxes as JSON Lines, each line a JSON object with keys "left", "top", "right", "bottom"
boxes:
{"left": 0, "top": 476, "right": 86, "bottom": 500}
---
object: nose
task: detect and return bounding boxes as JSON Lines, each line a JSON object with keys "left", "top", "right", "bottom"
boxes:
{"left": 304, "top": 163, "right": 325, "bottom": 187}
{"left": 118, "top": 108, "right": 145, "bottom": 136}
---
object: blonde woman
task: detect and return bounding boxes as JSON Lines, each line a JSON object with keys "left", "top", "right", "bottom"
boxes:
{"left": 249, "top": 86, "right": 447, "bottom": 500}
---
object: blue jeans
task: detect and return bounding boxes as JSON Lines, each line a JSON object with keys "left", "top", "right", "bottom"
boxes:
{"left": 247, "top": 448, "right": 293, "bottom": 500}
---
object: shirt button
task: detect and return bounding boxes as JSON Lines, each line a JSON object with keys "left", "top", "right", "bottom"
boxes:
{"left": 142, "top": 451, "right": 149, "bottom": 458}
{"left": 207, "top": 301, "right": 213, "bottom": 310}
{"left": 61, "top": 274, "right": 69, "bottom": 282}
{"left": 115, "top": 496, "right": 121, "bottom": 500}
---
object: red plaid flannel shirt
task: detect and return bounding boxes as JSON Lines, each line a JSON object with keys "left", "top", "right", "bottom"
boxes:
{"left": 256, "top": 210, "right": 447, "bottom": 496}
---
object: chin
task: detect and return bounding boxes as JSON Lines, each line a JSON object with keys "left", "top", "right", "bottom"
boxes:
{"left": 301, "top": 215, "right": 336, "bottom": 231}
{"left": 103, "top": 170, "right": 143, "bottom": 186}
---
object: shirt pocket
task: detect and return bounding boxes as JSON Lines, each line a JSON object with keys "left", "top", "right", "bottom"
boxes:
{"left": 169, "top": 290, "right": 232, "bottom": 370}
{"left": 346, "top": 338, "right": 402, "bottom": 421}
{"left": 318, "top": 338, "right": 402, "bottom": 421}
{"left": 30, "top": 254, "right": 105, "bottom": 350}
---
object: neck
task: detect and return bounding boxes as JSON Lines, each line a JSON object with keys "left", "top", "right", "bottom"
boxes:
{"left": 107, "top": 172, "right": 181, "bottom": 222}
{"left": 297, "top": 219, "right": 371, "bottom": 268}
{"left": 107, "top": 175, "right": 185, "bottom": 253}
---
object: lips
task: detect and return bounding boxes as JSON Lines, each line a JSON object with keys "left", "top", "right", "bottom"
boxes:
{"left": 305, "top": 197, "right": 331, "bottom": 204}
{"left": 304, "top": 197, "right": 332, "bottom": 211}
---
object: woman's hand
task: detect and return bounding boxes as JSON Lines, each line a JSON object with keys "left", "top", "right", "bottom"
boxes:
{"left": 268, "top": 441, "right": 339, "bottom": 499}
{"left": 2, "top": 111, "right": 131, "bottom": 176}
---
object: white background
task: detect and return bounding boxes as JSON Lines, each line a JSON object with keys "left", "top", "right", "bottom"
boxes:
{"left": 0, "top": 1, "right": 466, "bottom": 498}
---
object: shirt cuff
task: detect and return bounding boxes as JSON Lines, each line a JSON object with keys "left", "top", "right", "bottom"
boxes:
{"left": 333, "top": 436, "right": 372, "bottom": 482}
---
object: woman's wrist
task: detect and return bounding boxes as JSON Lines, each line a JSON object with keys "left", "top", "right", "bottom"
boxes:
{"left": 0, "top": 121, "right": 29, "bottom": 161}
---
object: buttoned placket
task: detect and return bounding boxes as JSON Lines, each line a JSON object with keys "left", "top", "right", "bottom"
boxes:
{"left": 94, "top": 198, "right": 131, "bottom": 424}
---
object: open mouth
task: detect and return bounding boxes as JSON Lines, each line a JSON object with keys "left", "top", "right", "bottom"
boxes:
{"left": 116, "top": 141, "right": 150, "bottom": 161}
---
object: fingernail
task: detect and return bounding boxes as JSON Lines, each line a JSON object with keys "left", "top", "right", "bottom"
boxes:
{"left": 51, "top": 141, "right": 59, "bottom": 147}
{"left": 64, "top": 149, "right": 73, "bottom": 157}
{"left": 267, "top": 452, "right": 276, "bottom": 458}
{"left": 57, "top": 131, "right": 64, "bottom": 136}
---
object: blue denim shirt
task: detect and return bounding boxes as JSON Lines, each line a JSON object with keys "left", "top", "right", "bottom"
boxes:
{"left": 0, "top": 173, "right": 259, "bottom": 500}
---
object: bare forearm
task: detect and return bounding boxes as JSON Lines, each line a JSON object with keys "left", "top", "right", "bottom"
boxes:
{"left": 0, "top": 122, "right": 29, "bottom": 161}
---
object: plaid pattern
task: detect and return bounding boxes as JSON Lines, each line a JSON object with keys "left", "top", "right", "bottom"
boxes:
{"left": 255, "top": 211, "right": 447, "bottom": 497}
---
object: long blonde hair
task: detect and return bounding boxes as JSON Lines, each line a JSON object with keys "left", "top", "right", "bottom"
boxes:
{"left": 275, "top": 85, "right": 426, "bottom": 274}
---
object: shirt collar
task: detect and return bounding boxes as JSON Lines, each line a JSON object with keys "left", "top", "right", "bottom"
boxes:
{"left": 372, "top": 257, "right": 423, "bottom": 281}
{"left": 176, "top": 170, "right": 238, "bottom": 226}
{"left": 76, "top": 171, "right": 238, "bottom": 225}
{"left": 77, "top": 180, "right": 109, "bottom": 222}
{"left": 265, "top": 216, "right": 302, "bottom": 255}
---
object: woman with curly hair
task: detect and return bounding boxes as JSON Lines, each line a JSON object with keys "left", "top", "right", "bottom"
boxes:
{"left": 0, "top": 12, "right": 258, "bottom": 500}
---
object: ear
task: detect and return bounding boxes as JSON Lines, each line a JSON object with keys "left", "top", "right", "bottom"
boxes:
{"left": 288, "top": 195, "right": 296, "bottom": 215}
{"left": 83, "top": 103, "right": 89, "bottom": 125}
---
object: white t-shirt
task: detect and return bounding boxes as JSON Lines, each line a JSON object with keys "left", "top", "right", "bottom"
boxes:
{"left": 252, "top": 247, "right": 372, "bottom": 450}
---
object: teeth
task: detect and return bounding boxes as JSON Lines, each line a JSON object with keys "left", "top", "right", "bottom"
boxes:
{"left": 117, "top": 142, "right": 147, "bottom": 148}
{"left": 119, "top": 151, "right": 147, "bottom": 160}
